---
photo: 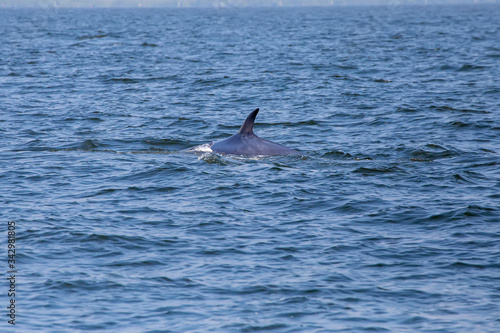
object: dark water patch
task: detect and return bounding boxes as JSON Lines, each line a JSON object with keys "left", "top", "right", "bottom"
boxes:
{"left": 77, "top": 34, "right": 108, "bottom": 40}
{"left": 322, "top": 150, "right": 353, "bottom": 159}
{"left": 442, "top": 261, "right": 488, "bottom": 270}
{"left": 449, "top": 120, "right": 494, "bottom": 130}
{"left": 438, "top": 64, "right": 457, "bottom": 71}
{"left": 409, "top": 144, "right": 460, "bottom": 160}
{"left": 468, "top": 160, "right": 498, "bottom": 168}
{"left": 429, "top": 105, "right": 490, "bottom": 114}
{"left": 329, "top": 74, "right": 356, "bottom": 81}
{"left": 427, "top": 205, "right": 498, "bottom": 222}
{"left": 107, "top": 259, "right": 164, "bottom": 267}
{"left": 452, "top": 171, "right": 486, "bottom": 184}
{"left": 71, "top": 232, "right": 148, "bottom": 245}
{"left": 400, "top": 316, "right": 428, "bottom": 325}
{"left": 353, "top": 165, "right": 404, "bottom": 176}
{"left": 42, "top": 279, "right": 123, "bottom": 291}
{"left": 80, "top": 139, "right": 99, "bottom": 149}
{"left": 105, "top": 77, "right": 140, "bottom": 84}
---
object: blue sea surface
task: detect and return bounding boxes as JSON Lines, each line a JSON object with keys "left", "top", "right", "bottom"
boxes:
{"left": 1, "top": 4, "right": 500, "bottom": 332}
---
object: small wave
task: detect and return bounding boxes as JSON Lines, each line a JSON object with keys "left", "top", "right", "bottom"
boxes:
{"left": 103, "top": 76, "right": 178, "bottom": 84}
{"left": 442, "top": 261, "right": 489, "bottom": 270}
{"left": 77, "top": 34, "right": 108, "bottom": 40}
{"left": 238, "top": 323, "right": 290, "bottom": 332}
{"left": 328, "top": 74, "right": 356, "bottom": 81}
{"left": 439, "top": 64, "right": 456, "bottom": 71}
{"left": 410, "top": 144, "right": 460, "bottom": 160}
{"left": 198, "top": 153, "right": 231, "bottom": 165}
{"left": 453, "top": 173, "right": 473, "bottom": 184}
{"left": 430, "top": 105, "right": 490, "bottom": 114}
{"left": 254, "top": 119, "right": 320, "bottom": 128}
{"left": 80, "top": 139, "right": 98, "bottom": 149}
{"left": 427, "top": 205, "right": 497, "bottom": 222}
{"left": 145, "top": 138, "right": 188, "bottom": 148}
{"left": 42, "top": 279, "right": 123, "bottom": 291}
{"left": 322, "top": 150, "right": 353, "bottom": 159}
{"left": 450, "top": 120, "right": 493, "bottom": 130}
{"left": 396, "top": 106, "right": 418, "bottom": 113}
{"left": 106, "top": 78, "right": 140, "bottom": 84}
{"left": 77, "top": 233, "right": 147, "bottom": 244}
{"left": 458, "top": 64, "right": 487, "bottom": 72}
{"left": 353, "top": 166, "right": 403, "bottom": 175}
{"left": 335, "top": 64, "right": 358, "bottom": 70}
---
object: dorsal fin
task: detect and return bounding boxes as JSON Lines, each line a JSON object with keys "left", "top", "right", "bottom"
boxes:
{"left": 238, "top": 108, "right": 259, "bottom": 136}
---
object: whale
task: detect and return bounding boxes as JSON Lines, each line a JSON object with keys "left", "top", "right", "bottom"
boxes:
{"left": 209, "top": 108, "right": 300, "bottom": 156}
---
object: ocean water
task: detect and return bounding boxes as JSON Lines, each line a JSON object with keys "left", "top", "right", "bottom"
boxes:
{"left": 1, "top": 4, "right": 500, "bottom": 332}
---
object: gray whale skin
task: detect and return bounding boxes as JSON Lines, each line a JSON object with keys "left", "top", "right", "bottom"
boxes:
{"left": 210, "top": 108, "right": 300, "bottom": 156}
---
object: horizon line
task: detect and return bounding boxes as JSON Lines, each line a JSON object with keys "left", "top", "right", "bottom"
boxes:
{"left": 2, "top": 2, "right": 499, "bottom": 9}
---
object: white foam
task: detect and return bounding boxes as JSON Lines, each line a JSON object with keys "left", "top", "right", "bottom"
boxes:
{"left": 186, "top": 143, "right": 213, "bottom": 153}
